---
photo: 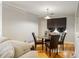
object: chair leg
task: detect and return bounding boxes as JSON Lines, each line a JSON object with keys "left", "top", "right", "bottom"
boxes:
{"left": 53, "top": 48, "right": 58, "bottom": 57}
{"left": 61, "top": 44, "right": 64, "bottom": 50}
{"left": 45, "top": 46, "right": 47, "bottom": 53}
{"left": 56, "top": 47, "right": 58, "bottom": 55}
{"left": 42, "top": 43, "right": 43, "bottom": 50}
{"left": 49, "top": 49, "right": 51, "bottom": 56}
{"left": 35, "top": 44, "right": 36, "bottom": 50}
{"left": 42, "top": 38, "right": 44, "bottom": 50}
{"left": 52, "top": 49, "right": 53, "bottom": 53}
{"left": 63, "top": 44, "right": 64, "bottom": 50}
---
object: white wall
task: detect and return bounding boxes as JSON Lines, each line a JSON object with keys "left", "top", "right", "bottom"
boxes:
{"left": 75, "top": 3, "right": 79, "bottom": 33}
{"left": 38, "top": 16, "right": 75, "bottom": 42}
{"left": 66, "top": 16, "right": 75, "bottom": 42}
{"left": 2, "top": 3, "right": 39, "bottom": 42}
{"left": 0, "top": 2, "right": 2, "bottom": 37}
{"left": 75, "top": 3, "right": 79, "bottom": 58}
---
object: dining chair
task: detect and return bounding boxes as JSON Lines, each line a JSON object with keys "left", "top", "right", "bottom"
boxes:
{"left": 58, "top": 33, "right": 66, "bottom": 50}
{"left": 32, "top": 32, "right": 44, "bottom": 50}
{"left": 45, "top": 35, "right": 60, "bottom": 56}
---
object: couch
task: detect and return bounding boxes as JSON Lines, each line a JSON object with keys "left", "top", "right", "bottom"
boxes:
{"left": 0, "top": 37, "right": 37, "bottom": 58}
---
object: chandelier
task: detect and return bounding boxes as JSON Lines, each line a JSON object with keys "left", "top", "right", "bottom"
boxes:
{"left": 44, "top": 8, "right": 51, "bottom": 19}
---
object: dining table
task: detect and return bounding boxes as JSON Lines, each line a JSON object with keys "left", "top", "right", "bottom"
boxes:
{"left": 37, "top": 33, "right": 60, "bottom": 50}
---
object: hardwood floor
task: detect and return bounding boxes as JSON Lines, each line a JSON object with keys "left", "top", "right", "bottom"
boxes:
{"left": 36, "top": 42, "right": 75, "bottom": 58}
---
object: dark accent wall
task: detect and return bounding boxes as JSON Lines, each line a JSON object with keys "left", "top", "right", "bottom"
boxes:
{"left": 47, "top": 17, "right": 66, "bottom": 32}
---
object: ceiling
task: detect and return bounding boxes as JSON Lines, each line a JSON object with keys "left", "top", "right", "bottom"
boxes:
{"left": 4, "top": 1, "right": 78, "bottom": 17}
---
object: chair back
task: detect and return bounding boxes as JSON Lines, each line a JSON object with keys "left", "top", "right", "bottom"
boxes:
{"left": 32, "top": 32, "right": 37, "bottom": 44}
{"left": 60, "top": 33, "right": 66, "bottom": 44}
{"left": 50, "top": 35, "right": 60, "bottom": 49}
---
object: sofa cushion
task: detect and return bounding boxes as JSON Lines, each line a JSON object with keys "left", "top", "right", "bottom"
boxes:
{"left": 9, "top": 40, "right": 31, "bottom": 57}
{"left": 0, "top": 41, "right": 14, "bottom": 58}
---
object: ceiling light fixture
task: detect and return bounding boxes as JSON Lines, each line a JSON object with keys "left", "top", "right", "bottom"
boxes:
{"left": 44, "top": 16, "right": 50, "bottom": 19}
{"left": 44, "top": 8, "right": 51, "bottom": 19}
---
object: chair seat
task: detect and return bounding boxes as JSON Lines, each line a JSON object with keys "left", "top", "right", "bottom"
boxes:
{"left": 36, "top": 40, "right": 43, "bottom": 44}
{"left": 45, "top": 39, "right": 50, "bottom": 42}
